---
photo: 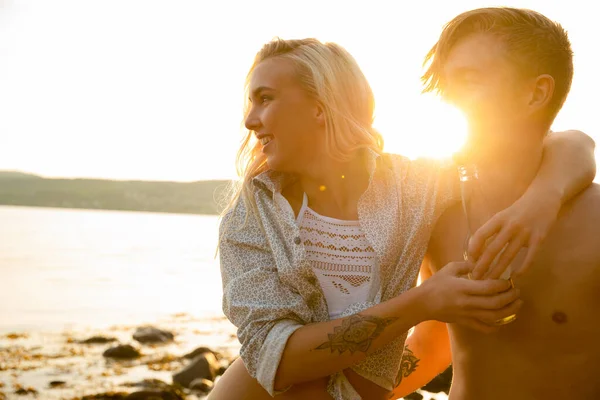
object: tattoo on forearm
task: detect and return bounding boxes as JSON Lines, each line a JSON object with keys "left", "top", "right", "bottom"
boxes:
{"left": 314, "top": 314, "right": 397, "bottom": 355}
{"left": 396, "top": 345, "right": 420, "bottom": 385}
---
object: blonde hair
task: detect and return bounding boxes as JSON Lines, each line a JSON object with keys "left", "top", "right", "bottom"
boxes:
{"left": 221, "top": 38, "right": 383, "bottom": 228}
{"left": 422, "top": 7, "right": 573, "bottom": 122}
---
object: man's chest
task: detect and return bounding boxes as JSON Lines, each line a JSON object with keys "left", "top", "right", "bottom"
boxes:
{"left": 429, "top": 204, "right": 600, "bottom": 341}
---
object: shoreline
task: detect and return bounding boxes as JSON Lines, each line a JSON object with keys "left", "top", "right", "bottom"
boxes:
{"left": 0, "top": 313, "right": 240, "bottom": 400}
{"left": 0, "top": 204, "right": 221, "bottom": 217}
{"left": 0, "top": 312, "right": 451, "bottom": 400}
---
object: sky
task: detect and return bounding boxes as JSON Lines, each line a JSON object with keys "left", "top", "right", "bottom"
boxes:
{"left": 0, "top": 0, "right": 598, "bottom": 182}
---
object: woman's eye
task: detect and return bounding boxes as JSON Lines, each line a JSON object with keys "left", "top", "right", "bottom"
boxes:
{"left": 261, "top": 95, "right": 273, "bottom": 104}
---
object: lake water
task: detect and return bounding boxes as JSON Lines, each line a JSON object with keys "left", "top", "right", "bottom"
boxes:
{"left": 0, "top": 205, "right": 227, "bottom": 333}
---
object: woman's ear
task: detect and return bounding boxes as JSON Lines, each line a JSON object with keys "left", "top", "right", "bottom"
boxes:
{"left": 315, "top": 103, "right": 326, "bottom": 127}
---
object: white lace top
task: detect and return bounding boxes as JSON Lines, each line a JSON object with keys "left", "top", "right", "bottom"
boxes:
{"left": 297, "top": 193, "right": 377, "bottom": 320}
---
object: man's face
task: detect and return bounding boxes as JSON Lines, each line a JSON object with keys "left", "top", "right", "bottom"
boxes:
{"left": 442, "top": 32, "right": 532, "bottom": 145}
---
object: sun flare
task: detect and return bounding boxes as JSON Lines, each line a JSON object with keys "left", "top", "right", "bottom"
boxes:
{"left": 374, "top": 94, "right": 468, "bottom": 161}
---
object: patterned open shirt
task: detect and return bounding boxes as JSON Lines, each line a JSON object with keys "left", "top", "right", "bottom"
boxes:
{"left": 219, "top": 149, "right": 458, "bottom": 399}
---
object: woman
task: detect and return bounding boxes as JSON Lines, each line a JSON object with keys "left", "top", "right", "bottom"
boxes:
{"left": 210, "top": 38, "right": 594, "bottom": 400}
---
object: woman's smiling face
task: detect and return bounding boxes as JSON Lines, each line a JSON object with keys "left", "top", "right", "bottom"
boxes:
{"left": 245, "top": 57, "right": 325, "bottom": 173}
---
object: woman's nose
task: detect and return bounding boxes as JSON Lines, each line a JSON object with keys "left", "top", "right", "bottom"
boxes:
{"left": 245, "top": 109, "right": 261, "bottom": 131}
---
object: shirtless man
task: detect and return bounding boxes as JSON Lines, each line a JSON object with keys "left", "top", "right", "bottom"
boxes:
{"left": 392, "top": 7, "right": 599, "bottom": 400}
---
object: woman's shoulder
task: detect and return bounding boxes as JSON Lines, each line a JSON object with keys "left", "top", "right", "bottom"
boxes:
{"left": 218, "top": 183, "right": 276, "bottom": 243}
{"left": 219, "top": 188, "right": 257, "bottom": 238}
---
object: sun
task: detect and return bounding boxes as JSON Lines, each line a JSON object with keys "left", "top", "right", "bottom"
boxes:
{"left": 374, "top": 93, "right": 468, "bottom": 160}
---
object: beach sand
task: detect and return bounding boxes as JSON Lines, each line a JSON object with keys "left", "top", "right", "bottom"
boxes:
{"left": 0, "top": 313, "right": 239, "bottom": 400}
{"left": 0, "top": 313, "right": 450, "bottom": 400}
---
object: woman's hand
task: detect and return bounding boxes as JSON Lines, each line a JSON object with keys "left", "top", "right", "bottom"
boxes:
{"left": 418, "top": 262, "right": 523, "bottom": 333}
{"left": 467, "top": 186, "right": 561, "bottom": 280}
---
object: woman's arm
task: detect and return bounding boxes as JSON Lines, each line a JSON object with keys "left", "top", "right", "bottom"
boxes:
{"left": 469, "top": 129, "right": 596, "bottom": 279}
{"left": 273, "top": 262, "right": 519, "bottom": 391}
{"left": 222, "top": 198, "right": 518, "bottom": 395}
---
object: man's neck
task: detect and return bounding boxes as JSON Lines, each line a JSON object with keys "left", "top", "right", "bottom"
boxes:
{"left": 469, "top": 128, "right": 545, "bottom": 210}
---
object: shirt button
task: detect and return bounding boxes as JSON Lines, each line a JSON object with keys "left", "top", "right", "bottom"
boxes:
{"left": 294, "top": 237, "right": 301, "bottom": 245}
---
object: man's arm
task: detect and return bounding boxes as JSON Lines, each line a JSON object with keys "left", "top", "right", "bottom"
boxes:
{"left": 470, "top": 129, "right": 597, "bottom": 279}
{"left": 389, "top": 258, "right": 452, "bottom": 399}
{"left": 536, "top": 130, "right": 596, "bottom": 203}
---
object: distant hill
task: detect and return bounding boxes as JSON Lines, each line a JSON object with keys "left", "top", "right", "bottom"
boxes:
{"left": 0, "top": 171, "right": 233, "bottom": 215}
{"left": 0, "top": 170, "right": 42, "bottom": 179}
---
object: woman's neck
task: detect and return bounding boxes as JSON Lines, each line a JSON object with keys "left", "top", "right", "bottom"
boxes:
{"left": 297, "top": 151, "right": 371, "bottom": 220}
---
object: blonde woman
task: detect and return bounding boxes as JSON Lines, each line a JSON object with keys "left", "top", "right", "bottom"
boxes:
{"left": 210, "top": 38, "right": 595, "bottom": 400}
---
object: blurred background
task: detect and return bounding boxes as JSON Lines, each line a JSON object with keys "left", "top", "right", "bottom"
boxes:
{"left": 0, "top": 1, "right": 597, "bottom": 399}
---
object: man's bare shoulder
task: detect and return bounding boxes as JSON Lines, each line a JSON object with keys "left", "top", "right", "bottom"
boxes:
{"left": 431, "top": 201, "right": 464, "bottom": 239}
{"left": 428, "top": 202, "right": 465, "bottom": 271}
